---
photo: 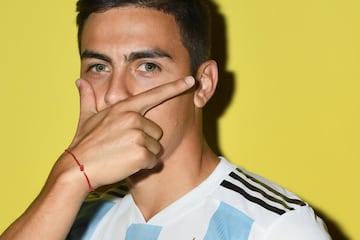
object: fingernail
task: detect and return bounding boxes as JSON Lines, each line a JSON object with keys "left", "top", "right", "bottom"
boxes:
{"left": 75, "top": 79, "right": 81, "bottom": 88}
{"left": 185, "top": 76, "right": 195, "bottom": 86}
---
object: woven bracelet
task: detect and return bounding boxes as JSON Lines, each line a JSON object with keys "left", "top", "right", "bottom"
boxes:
{"left": 64, "top": 149, "right": 94, "bottom": 192}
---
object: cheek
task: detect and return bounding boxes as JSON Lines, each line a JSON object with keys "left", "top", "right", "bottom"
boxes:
{"left": 145, "top": 93, "right": 195, "bottom": 137}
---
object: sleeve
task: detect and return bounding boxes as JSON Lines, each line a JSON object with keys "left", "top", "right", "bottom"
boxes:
{"left": 264, "top": 206, "right": 332, "bottom": 240}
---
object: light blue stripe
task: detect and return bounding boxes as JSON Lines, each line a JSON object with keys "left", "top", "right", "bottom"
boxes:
{"left": 204, "top": 202, "right": 254, "bottom": 240}
{"left": 82, "top": 201, "right": 115, "bottom": 240}
{"left": 125, "top": 224, "right": 162, "bottom": 240}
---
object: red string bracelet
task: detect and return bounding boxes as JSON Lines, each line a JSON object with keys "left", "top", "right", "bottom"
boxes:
{"left": 64, "top": 149, "right": 94, "bottom": 192}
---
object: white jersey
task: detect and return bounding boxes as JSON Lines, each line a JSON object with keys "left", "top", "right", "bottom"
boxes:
{"left": 67, "top": 157, "right": 331, "bottom": 240}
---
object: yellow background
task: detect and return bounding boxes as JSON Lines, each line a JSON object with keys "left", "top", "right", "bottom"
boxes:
{"left": 0, "top": 0, "right": 358, "bottom": 239}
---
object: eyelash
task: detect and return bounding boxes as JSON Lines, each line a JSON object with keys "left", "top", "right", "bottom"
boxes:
{"left": 87, "top": 64, "right": 109, "bottom": 73}
{"left": 84, "top": 62, "right": 162, "bottom": 75}
{"left": 138, "top": 62, "right": 161, "bottom": 73}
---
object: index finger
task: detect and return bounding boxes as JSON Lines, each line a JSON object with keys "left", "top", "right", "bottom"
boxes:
{"left": 127, "top": 76, "right": 195, "bottom": 115}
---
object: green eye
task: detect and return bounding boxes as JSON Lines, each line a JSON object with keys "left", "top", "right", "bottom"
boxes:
{"left": 94, "top": 64, "right": 107, "bottom": 72}
{"left": 139, "top": 62, "right": 159, "bottom": 72}
{"left": 88, "top": 64, "right": 109, "bottom": 73}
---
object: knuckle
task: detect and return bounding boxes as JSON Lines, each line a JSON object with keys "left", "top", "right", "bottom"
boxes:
{"left": 137, "top": 148, "right": 149, "bottom": 159}
{"left": 131, "top": 130, "right": 147, "bottom": 145}
{"left": 123, "top": 112, "right": 142, "bottom": 127}
{"left": 134, "top": 148, "right": 153, "bottom": 167}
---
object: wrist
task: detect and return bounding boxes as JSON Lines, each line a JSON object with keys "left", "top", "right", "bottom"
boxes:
{"left": 48, "top": 153, "right": 93, "bottom": 197}
{"left": 64, "top": 149, "right": 94, "bottom": 192}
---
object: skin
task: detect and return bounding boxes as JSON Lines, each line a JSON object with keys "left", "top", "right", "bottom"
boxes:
{"left": 0, "top": 6, "right": 219, "bottom": 239}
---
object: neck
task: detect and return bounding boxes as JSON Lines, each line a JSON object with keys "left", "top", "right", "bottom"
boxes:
{"left": 127, "top": 140, "right": 219, "bottom": 221}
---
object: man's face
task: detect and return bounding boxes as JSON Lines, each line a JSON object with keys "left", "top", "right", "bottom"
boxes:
{"left": 80, "top": 7, "right": 197, "bottom": 159}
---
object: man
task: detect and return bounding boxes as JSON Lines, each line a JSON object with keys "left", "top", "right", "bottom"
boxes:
{"left": 1, "top": 0, "right": 331, "bottom": 239}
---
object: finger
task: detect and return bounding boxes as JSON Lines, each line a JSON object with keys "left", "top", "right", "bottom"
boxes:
{"left": 140, "top": 117, "right": 163, "bottom": 140}
{"left": 144, "top": 134, "right": 162, "bottom": 155}
{"left": 128, "top": 76, "right": 195, "bottom": 115}
{"left": 77, "top": 79, "right": 98, "bottom": 124}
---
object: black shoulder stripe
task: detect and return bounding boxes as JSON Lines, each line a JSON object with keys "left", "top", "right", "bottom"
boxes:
{"left": 105, "top": 190, "right": 127, "bottom": 198}
{"left": 236, "top": 168, "right": 306, "bottom": 207}
{"left": 229, "top": 172, "right": 294, "bottom": 211}
{"left": 103, "top": 183, "right": 129, "bottom": 199}
{"left": 220, "top": 180, "right": 286, "bottom": 215}
{"left": 116, "top": 184, "right": 129, "bottom": 192}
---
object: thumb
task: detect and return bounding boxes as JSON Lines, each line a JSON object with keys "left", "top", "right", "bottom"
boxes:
{"left": 76, "top": 79, "right": 97, "bottom": 125}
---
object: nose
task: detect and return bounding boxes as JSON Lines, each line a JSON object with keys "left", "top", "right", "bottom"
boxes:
{"left": 98, "top": 73, "right": 132, "bottom": 110}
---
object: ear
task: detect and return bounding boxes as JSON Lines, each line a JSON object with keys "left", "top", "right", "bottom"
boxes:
{"left": 194, "top": 60, "right": 218, "bottom": 108}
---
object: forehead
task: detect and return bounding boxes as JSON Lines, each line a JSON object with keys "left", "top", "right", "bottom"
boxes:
{"left": 80, "top": 7, "right": 184, "bottom": 55}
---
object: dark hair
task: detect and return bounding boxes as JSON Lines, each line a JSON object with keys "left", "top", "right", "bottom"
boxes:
{"left": 76, "top": 0, "right": 211, "bottom": 74}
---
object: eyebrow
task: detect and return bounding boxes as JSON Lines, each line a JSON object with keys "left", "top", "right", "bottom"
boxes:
{"left": 80, "top": 49, "right": 173, "bottom": 63}
{"left": 81, "top": 50, "right": 112, "bottom": 63}
{"left": 125, "top": 49, "right": 173, "bottom": 62}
